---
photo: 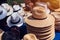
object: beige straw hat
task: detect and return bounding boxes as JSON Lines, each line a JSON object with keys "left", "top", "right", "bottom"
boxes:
{"left": 25, "top": 13, "right": 55, "bottom": 28}
{"left": 32, "top": 6, "right": 47, "bottom": 19}
{"left": 51, "top": 12, "right": 60, "bottom": 31}
{"left": 23, "top": 33, "right": 39, "bottom": 40}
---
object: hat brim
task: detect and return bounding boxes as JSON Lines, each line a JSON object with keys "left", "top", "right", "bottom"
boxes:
{"left": 0, "top": 7, "right": 7, "bottom": 20}
{"left": 55, "top": 8, "right": 60, "bottom": 12}
{"left": 25, "top": 14, "right": 55, "bottom": 28}
{"left": 7, "top": 15, "right": 24, "bottom": 27}
{"left": 51, "top": 12, "right": 60, "bottom": 22}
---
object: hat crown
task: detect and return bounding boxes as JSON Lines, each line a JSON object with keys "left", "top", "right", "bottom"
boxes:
{"left": 36, "top": 2, "right": 50, "bottom": 14}
{"left": 11, "top": 13, "right": 20, "bottom": 23}
{"left": 23, "top": 33, "right": 38, "bottom": 40}
{"left": 13, "top": 5, "right": 21, "bottom": 11}
{"left": 1, "top": 3, "right": 10, "bottom": 10}
{"left": 21, "top": 3, "right": 25, "bottom": 7}
{"left": 32, "top": 6, "right": 47, "bottom": 19}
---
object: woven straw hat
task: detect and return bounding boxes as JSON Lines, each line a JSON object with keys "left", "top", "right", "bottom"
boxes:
{"left": 25, "top": 13, "right": 55, "bottom": 28}
{"left": 0, "top": 29, "right": 4, "bottom": 40}
{"left": 23, "top": 33, "right": 39, "bottom": 40}
{"left": 7, "top": 12, "right": 24, "bottom": 27}
{"left": 0, "top": 6, "right": 7, "bottom": 20}
{"left": 1, "top": 3, "right": 13, "bottom": 16}
{"left": 32, "top": 6, "right": 47, "bottom": 19}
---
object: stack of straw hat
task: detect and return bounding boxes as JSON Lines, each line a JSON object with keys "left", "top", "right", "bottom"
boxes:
{"left": 51, "top": 12, "right": 60, "bottom": 31}
{"left": 25, "top": 6, "right": 55, "bottom": 40}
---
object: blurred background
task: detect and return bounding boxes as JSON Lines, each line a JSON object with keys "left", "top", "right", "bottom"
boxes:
{"left": 7, "top": 0, "right": 24, "bottom": 5}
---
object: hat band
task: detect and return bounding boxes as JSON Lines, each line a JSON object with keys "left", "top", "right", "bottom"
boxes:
{"left": 0, "top": 11, "right": 3, "bottom": 15}
{"left": 10, "top": 19, "right": 20, "bottom": 24}
{"left": 13, "top": 9, "right": 21, "bottom": 12}
{"left": 7, "top": 9, "right": 10, "bottom": 12}
{"left": 32, "top": 16, "right": 47, "bottom": 20}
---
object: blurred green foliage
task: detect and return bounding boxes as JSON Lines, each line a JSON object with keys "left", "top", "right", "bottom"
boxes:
{"left": 7, "top": 0, "right": 24, "bottom": 5}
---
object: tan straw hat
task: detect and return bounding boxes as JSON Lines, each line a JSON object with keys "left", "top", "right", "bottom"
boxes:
{"left": 32, "top": 6, "right": 47, "bottom": 19}
{"left": 23, "top": 33, "right": 39, "bottom": 40}
{"left": 0, "top": 29, "right": 4, "bottom": 40}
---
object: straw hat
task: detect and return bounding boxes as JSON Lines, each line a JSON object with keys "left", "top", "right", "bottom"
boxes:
{"left": 23, "top": 33, "right": 39, "bottom": 40}
{"left": 32, "top": 6, "right": 47, "bottom": 19}
{"left": 27, "top": 24, "right": 54, "bottom": 34}
{"left": 1, "top": 3, "right": 13, "bottom": 16}
{"left": 0, "top": 29, "right": 4, "bottom": 40}
{"left": 25, "top": 13, "right": 55, "bottom": 28}
{"left": 25, "top": 6, "right": 55, "bottom": 27}
{"left": 54, "top": 8, "right": 60, "bottom": 12}
{"left": 7, "top": 12, "right": 24, "bottom": 27}
{"left": 0, "top": 6, "right": 7, "bottom": 20}
{"left": 13, "top": 5, "right": 25, "bottom": 16}
{"left": 51, "top": 12, "right": 60, "bottom": 31}
{"left": 36, "top": 29, "right": 55, "bottom": 40}
{"left": 47, "top": 0, "right": 59, "bottom": 11}
{"left": 51, "top": 12, "right": 60, "bottom": 22}
{"left": 27, "top": 24, "right": 53, "bottom": 33}
{"left": 35, "top": 2, "right": 50, "bottom": 14}
{"left": 13, "top": 5, "right": 21, "bottom": 12}
{"left": 21, "top": 3, "right": 25, "bottom": 8}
